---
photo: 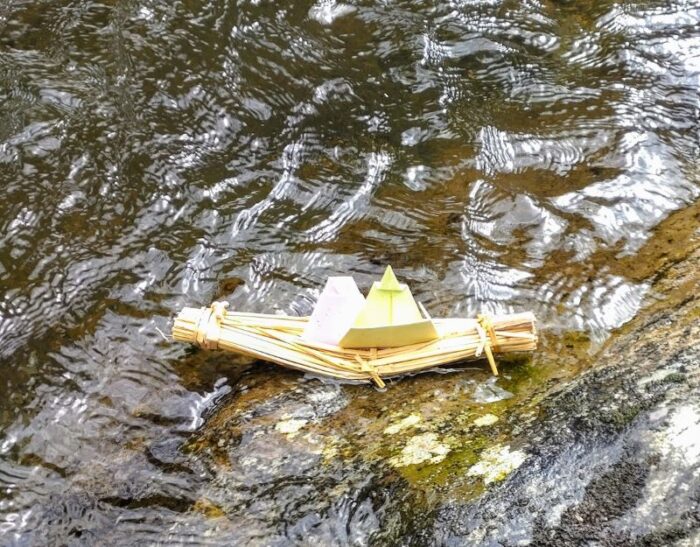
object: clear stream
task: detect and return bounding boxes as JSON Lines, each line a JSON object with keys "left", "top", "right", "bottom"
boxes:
{"left": 0, "top": 0, "right": 699, "bottom": 543}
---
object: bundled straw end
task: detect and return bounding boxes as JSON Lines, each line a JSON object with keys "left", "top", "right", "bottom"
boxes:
{"left": 172, "top": 306, "right": 208, "bottom": 345}
{"left": 172, "top": 302, "right": 230, "bottom": 350}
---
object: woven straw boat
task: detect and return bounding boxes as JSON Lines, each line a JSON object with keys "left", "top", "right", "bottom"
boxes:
{"left": 172, "top": 302, "right": 537, "bottom": 388}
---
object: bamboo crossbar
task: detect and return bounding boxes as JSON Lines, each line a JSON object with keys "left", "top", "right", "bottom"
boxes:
{"left": 172, "top": 302, "right": 537, "bottom": 387}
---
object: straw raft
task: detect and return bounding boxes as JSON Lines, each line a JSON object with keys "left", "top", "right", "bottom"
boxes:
{"left": 172, "top": 302, "right": 537, "bottom": 388}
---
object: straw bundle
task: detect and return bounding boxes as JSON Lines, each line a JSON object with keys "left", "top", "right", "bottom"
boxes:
{"left": 172, "top": 302, "right": 537, "bottom": 388}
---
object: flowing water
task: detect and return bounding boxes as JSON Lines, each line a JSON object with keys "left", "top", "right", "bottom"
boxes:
{"left": 0, "top": 0, "right": 699, "bottom": 544}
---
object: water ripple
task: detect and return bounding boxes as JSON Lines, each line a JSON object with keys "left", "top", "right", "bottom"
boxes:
{"left": 1, "top": 0, "right": 699, "bottom": 542}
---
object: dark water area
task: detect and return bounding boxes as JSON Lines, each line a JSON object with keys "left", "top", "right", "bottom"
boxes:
{"left": 0, "top": 0, "right": 698, "bottom": 543}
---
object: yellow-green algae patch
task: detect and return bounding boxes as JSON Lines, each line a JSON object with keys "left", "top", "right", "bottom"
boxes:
{"left": 384, "top": 414, "right": 422, "bottom": 435}
{"left": 389, "top": 433, "right": 451, "bottom": 467}
{"left": 275, "top": 417, "right": 308, "bottom": 436}
{"left": 192, "top": 498, "right": 227, "bottom": 519}
{"left": 474, "top": 414, "right": 498, "bottom": 427}
{"left": 467, "top": 444, "right": 527, "bottom": 484}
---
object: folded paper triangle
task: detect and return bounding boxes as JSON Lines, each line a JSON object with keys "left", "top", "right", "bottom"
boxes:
{"left": 302, "top": 276, "right": 366, "bottom": 346}
{"left": 339, "top": 266, "right": 438, "bottom": 348}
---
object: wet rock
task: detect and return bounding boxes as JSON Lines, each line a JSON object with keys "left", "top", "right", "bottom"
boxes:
{"left": 180, "top": 374, "right": 426, "bottom": 544}
{"left": 410, "top": 245, "right": 700, "bottom": 546}
{"left": 174, "top": 223, "right": 700, "bottom": 545}
{"left": 472, "top": 377, "right": 514, "bottom": 404}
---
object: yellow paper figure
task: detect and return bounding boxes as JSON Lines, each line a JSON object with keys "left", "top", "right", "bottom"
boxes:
{"left": 339, "top": 266, "right": 439, "bottom": 348}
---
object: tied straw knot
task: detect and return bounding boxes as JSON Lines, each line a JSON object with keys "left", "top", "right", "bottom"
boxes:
{"left": 195, "top": 301, "right": 229, "bottom": 350}
{"left": 476, "top": 313, "right": 499, "bottom": 376}
{"left": 354, "top": 348, "right": 385, "bottom": 389}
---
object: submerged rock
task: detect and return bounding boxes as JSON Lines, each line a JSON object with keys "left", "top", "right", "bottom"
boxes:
{"left": 172, "top": 211, "right": 700, "bottom": 545}
{"left": 472, "top": 377, "right": 514, "bottom": 404}
{"left": 410, "top": 239, "right": 700, "bottom": 545}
